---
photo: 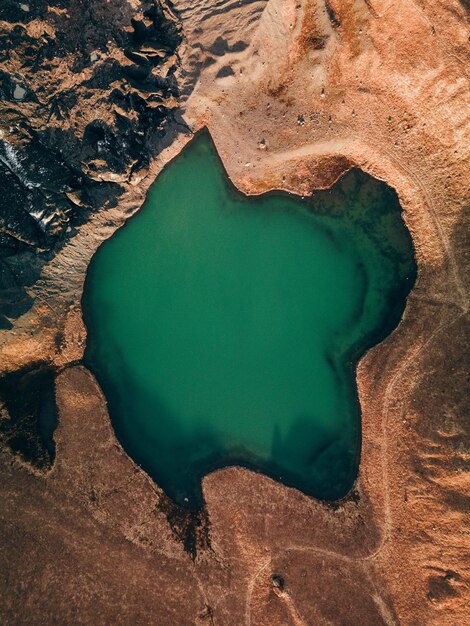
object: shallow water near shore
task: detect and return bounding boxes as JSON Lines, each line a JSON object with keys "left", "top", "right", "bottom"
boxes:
{"left": 82, "top": 132, "right": 416, "bottom": 508}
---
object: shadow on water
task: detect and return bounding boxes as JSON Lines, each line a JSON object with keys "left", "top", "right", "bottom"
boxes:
{"left": 88, "top": 343, "right": 358, "bottom": 508}
{"left": 86, "top": 345, "right": 223, "bottom": 508}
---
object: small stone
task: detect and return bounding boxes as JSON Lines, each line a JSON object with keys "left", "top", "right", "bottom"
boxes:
{"left": 13, "top": 85, "right": 26, "bottom": 101}
{"left": 20, "top": 3, "right": 29, "bottom": 11}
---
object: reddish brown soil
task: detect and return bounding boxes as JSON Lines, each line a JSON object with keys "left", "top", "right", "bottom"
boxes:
{"left": 0, "top": 1, "right": 469, "bottom": 624}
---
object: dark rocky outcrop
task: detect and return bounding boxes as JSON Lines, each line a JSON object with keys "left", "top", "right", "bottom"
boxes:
{"left": 0, "top": 364, "right": 58, "bottom": 469}
{"left": 0, "top": 0, "right": 184, "bottom": 327}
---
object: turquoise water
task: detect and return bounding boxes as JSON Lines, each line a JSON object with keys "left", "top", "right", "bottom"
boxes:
{"left": 83, "top": 132, "right": 416, "bottom": 508}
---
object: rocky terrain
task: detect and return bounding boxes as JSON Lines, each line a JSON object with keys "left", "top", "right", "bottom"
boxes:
{"left": 0, "top": 1, "right": 469, "bottom": 624}
{"left": 0, "top": 0, "right": 183, "bottom": 328}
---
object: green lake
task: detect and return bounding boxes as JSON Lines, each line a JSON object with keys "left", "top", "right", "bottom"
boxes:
{"left": 82, "top": 132, "right": 416, "bottom": 508}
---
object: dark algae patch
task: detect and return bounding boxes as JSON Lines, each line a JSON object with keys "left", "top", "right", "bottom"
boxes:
{"left": 83, "top": 132, "right": 416, "bottom": 508}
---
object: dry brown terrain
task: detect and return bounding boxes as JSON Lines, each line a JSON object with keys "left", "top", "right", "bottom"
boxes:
{"left": 0, "top": 1, "right": 469, "bottom": 624}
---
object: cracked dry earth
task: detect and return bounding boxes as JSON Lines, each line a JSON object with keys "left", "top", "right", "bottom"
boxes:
{"left": 0, "top": 1, "right": 469, "bottom": 625}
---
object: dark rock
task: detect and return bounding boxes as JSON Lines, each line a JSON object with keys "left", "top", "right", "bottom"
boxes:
{"left": 325, "top": 0, "right": 341, "bottom": 29}
{"left": 216, "top": 65, "right": 235, "bottom": 79}
{"left": 271, "top": 574, "right": 285, "bottom": 591}
{"left": 0, "top": 0, "right": 185, "bottom": 325}
{"left": 0, "top": 364, "right": 58, "bottom": 469}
